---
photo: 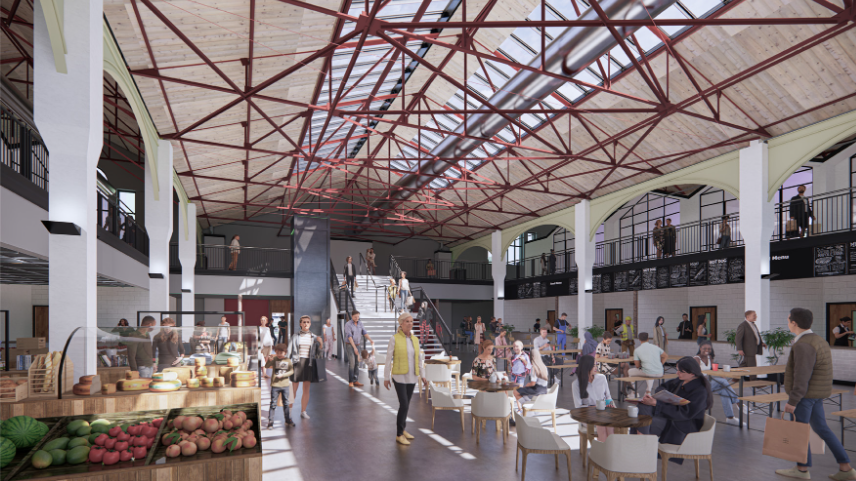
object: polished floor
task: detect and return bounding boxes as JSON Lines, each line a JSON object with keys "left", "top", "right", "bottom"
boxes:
{"left": 259, "top": 352, "right": 856, "bottom": 481}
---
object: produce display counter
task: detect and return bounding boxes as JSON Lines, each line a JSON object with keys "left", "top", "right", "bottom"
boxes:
{"left": 1, "top": 387, "right": 261, "bottom": 421}
{"left": 94, "top": 368, "right": 129, "bottom": 386}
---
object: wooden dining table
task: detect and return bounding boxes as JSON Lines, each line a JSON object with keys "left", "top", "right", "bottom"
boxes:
{"left": 707, "top": 364, "right": 787, "bottom": 428}
{"left": 467, "top": 380, "right": 519, "bottom": 393}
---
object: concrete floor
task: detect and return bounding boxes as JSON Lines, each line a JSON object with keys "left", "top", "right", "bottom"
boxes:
{"left": 259, "top": 353, "right": 856, "bottom": 481}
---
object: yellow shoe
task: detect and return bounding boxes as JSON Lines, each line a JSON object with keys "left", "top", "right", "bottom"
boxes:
{"left": 396, "top": 435, "right": 411, "bottom": 445}
{"left": 402, "top": 431, "right": 415, "bottom": 440}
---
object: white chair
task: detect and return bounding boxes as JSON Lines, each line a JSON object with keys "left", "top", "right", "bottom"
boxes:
{"left": 514, "top": 412, "right": 572, "bottom": 481}
{"left": 429, "top": 381, "right": 464, "bottom": 431}
{"left": 588, "top": 433, "right": 658, "bottom": 481}
{"left": 424, "top": 364, "right": 453, "bottom": 402}
{"left": 471, "top": 392, "right": 512, "bottom": 444}
{"left": 658, "top": 414, "right": 716, "bottom": 481}
{"left": 521, "top": 383, "right": 559, "bottom": 429}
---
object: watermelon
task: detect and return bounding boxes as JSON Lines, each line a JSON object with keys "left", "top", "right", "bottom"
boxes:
{"left": 0, "top": 436, "right": 15, "bottom": 468}
{"left": 1, "top": 416, "right": 44, "bottom": 448}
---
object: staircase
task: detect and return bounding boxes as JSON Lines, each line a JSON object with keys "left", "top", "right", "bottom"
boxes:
{"left": 414, "top": 319, "right": 445, "bottom": 357}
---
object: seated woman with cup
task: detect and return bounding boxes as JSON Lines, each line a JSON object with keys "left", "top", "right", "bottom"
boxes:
{"left": 695, "top": 341, "right": 743, "bottom": 426}
{"left": 572, "top": 355, "right": 617, "bottom": 439}
{"left": 632, "top": 357, "right": 712, "bottom": 451}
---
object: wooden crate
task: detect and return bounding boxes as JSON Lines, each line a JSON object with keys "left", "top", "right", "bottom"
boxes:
{"left": 28, "top": 358, "right": 74, "bottom": 399}
{"left": 0, "top": 381, "right": 28, "bottom": 403}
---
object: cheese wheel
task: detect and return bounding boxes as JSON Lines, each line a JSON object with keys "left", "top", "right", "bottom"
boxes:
{"left": 195, "top": 367, "right": 208, "bottom": 378}
{"left": 200, "top": 378, "right": 215, "bottom": 387}
{"left": 230, "top": 380, "right": 256, "bottom": 388}
{"left": 194, "top": 357, "right": 206, "bottom": 365}
{"left": 186, "top": 379, "right": 200, "bottom": 389}
{"left": 149, "top": 380, "right": 182, "bottom": 392}
{"left": 226, "top": 358, "right": 240, "bottom": 366}
{"left": 152, "top": 372, "right": 178, "bottom": 381}
{"left": 73, "top": 383, "right": 92, "bottom": 396}
{"left": 125, "top": 371, "right": 140, "bottom": 380}
{"left": 213, "top": 377, "right": 226, "bottom": 387}
{"left": 229, "top": 371, "right": 256, "bottom": 381}
{"left": 101, "top": 383, "right": 117, "bottom": 395}
{"left": 117, "top": 379, "right": 152, "bottom": 391}
{"left": 79, "top": 375, "right": 97, "bottom": 384}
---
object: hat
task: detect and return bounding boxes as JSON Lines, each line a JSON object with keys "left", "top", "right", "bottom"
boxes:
{"left": 625, "top": 316, "right": 632, "bottom": 321}
{"left": 841, "top": 316, "right": 852, "bottom": 322}
{"left": 398, "top": 312, "right": 412, "bottom": 323}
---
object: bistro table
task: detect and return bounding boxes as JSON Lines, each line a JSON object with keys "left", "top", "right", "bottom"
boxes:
{"left": 467, "top": 380, "right": 519, "bottom": 393}
{"left": 547, "top": 363, "right": 578, "bottom": 387}
{"left": 707, "top": 364, "right": 786, "bottom": 428}
{"left": 570, "top": 406, "right": 653, "bottom": 468}
{"left": 425, "top": 358, "right": 462, "bottom": 392}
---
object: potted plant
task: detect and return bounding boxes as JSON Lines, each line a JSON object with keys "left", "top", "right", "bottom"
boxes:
{"left": 585, "top": 325, "right": 606, "bottom": 340}
{"left": 569, "top": 326, "right": 578, "bottom": 339}
{"left": 724, "top": 328, "right": 740, "bottom": 364}
{"left": 761, "top": 327, "right": 795, "bottom": 365}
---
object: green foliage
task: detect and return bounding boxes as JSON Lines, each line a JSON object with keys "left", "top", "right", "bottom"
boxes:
{"left": 761, "top": 327, "right": 795, "bottom": 365}
{"left": 569, "top": 326, "right": 578, "bottom": 338}
{"left": 585, "top": 325, "right": 606, "bottom": 340}
{"left": 724, "top": 329, "right": 740, "bottom": 362}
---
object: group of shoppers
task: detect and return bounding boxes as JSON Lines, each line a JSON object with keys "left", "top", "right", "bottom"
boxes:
{"left": 539, "top": 249, "right": 558, "bottom": 275}
{"left": 652, "top": 218, "right": 677, "bottom": 258}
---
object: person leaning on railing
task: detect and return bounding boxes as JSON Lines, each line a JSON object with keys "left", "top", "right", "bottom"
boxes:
{"left": 717, "top": 216, "right": 731, "bottom": 249}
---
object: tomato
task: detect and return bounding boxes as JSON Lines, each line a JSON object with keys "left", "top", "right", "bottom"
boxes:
{"left": 142, "top": 426, "right": 159, "bottom": 438}
{"left": 95, "top": 434, "right": 110, "bottom": 446}
{"left": 132, "top": 446, "right": 147, "bottom": 460}
{"left": 127, "top": 424, "right": 141, "bottom": 436}
{"left": 132, "top": 435, "right": 147, "bottom": 447}
{"left": 119, "top": 450, "right": 133, "bottom": 462}
{"left": 114, "top": 441, "right": 129, "bottom": 452}
{"left": 104, "top": 438, "right": 117, "bottom": 450}
{"left": 116, "top": 432, "right": 131, "bottom": 442}
{"left": 145, "top": 437, "right": 154, "bottom": 449}
{"left": 152, "top": 418, "right": 163, "bottom": 428}
{"left": 108, "top": 426, "right": 123, "bottom": 437}
{"left": 102, "top": 450, "right": 120, "bottom": 466}
{"left": 89, "top": 446, "right": 106, "bottom": 463}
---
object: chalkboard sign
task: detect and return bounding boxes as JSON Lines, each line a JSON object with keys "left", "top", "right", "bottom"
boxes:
{"left": 545, "top": 279, "right": 566, "bottom": 297}
{"left": 771, "top": 248, "right": 814, "bottom": 280}
{"left": 814, "top": 243, "right": 846, "bottom": 277}
{"left": 569, "top": 277, "right": 578, "bottom": 295}
{"left": 601, "top": 273, "right": 612, "bottom": 293}
{"left": 517, "top": 284, "right": 526, "bottom": 299}
{"left": 643, "top": 268, "right": 657, "bottom": 290}
{"left": 728, "top": 258, "right": 744, "bottom": 283}
{"left": 709, "top": 259, "right": 727, "bottom": 285}
{"left": 670, "top": 264, "right": 688, "bottom": 288}
{"left": 689, "top": 261, "right": 707, "bottom": 286}
{"left": 657, "top": 266, "right": 670, "bottom": 288}
{"left": 613, "top": 271, "right": 628, "bottom": 292}
{"left": 592, "top": 274, "right": 602, "bottom": 294}
{"left": 628, "top": 270, "right": 642, "bottom": 290}
{"left": 850, "top": 241, "right": 856, "bottom": 274}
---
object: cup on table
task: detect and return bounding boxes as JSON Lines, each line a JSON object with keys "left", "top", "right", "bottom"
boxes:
{"left": 596, "top": 400, "right": 606, "bottom": 411}
{"left": 712, "top": 363, "right": 719, "bottom": 371}
{"left": 723, "top": 365, "right": 731, "bottom": 372}
{"left": 627, "top": 405, "right": 639, "bottom": 417}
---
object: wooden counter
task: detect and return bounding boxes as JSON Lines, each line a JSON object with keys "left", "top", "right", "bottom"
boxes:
{"left": 1, "top": 386, "right": 261, "bottom": 420}
{"left": 95, "top": 367, "right": 129, "bottom": 385}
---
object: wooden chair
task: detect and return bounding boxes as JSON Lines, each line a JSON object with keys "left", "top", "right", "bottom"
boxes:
{"left": 514, "top": 412, "right": 572, "bottom": 481}
{"left": 521, "top": 383, "right": 559, "bottom": 429}
{"left": 588, "top": 433, "right": 658, "bottom": 481}
{"left": 429, "top": 382, "right": 465, "bottom": 432}
{"left": 471, "top": 391, "right": 511, "bottom": 443}
{"left": 658, "top": 414, "right": 716, "bottom": 481}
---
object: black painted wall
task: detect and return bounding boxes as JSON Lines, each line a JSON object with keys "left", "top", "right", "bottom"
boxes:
{"left": 292, "top": 216, "right": 330, "bottom": 336}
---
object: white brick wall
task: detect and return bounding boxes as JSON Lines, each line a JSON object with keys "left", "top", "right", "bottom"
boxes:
{"left": 501, "top": 297, "right": 556, "bottom": 331}
{"left": 97, "top": 286, "right": 151, "bottom": 327}
{"left": 639, "top": 288, "right": 687, "bottom": 337}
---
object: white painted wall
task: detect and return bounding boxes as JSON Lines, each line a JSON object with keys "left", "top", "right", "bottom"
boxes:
{"left": 1, "top": 284, "right": 40, "bottom": 340}
{"left": 331, "top": 239, "right": 371, "bottom": 269}
{"left": 501, "top": 297, "right": 556, "bottom": 331}
{"left": 97, "top": 241, "right": 148, "bottom": 288}
{"left": 411, "top": 282, "right": 492, "bottom": 301}
{"left": 97, "top": 286, "right": 151, "bottom": 327}
{"left": 0, "top": 187, "right": 49, "bottom": 258}
{"left": 169, "top": 274, "right": 292, "bottom": 297}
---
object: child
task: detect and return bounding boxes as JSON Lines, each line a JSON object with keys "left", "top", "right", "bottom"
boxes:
{"left": 265, "top": 344, "right": 295, "bottom": 429}
{"left": 362, "top": 348, "right": 378, "bottom": 385}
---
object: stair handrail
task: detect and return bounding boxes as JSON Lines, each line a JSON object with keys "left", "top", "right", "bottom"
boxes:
{"left": 409, "top": 286, "right": 453, "bottom": 355}
{"left": 330, "top": 260, "right": 358, "bottom": 359}
{"left": 358, "top": 252, "right": 379, "bottom": 291}
{"left": 389, "top": 254, "right": 402, "bottom": 282}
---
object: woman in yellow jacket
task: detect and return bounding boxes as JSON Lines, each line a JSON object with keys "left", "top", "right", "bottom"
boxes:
{"left": 384, "top": 312, "right": 426, "bottom": 446}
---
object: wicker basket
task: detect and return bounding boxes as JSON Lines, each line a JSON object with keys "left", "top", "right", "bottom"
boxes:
{"left": 28, "top": 359, "right": 74, "bottom": 398}
{"left": 0, "top": 380, "right": 28, "bottom": 402}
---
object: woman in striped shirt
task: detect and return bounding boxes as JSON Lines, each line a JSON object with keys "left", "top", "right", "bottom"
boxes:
{"left": 289, "top": 315, "right": 322, "bottom": 420}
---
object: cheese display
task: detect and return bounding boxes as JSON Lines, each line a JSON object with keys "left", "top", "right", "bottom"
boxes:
{"left": 149, "top": 380, "right": 182, "bottom": 393}
{"left": 116, "top": 379, "right": 151, "bottom": 391}
{"left": 125, "top": 371, "right": 140, "bottom": 380}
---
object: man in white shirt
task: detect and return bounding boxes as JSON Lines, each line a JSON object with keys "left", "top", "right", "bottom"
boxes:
{"left": 628, "top": 332, "right": 667, "bottom": 395}
{"left": 533, "top": 328, "right": 556, "bottom": 383}
{"left": 217, "top": 316, "right": 231, "bottom": 353}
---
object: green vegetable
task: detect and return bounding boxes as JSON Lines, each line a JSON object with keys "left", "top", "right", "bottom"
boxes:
{"left": 66, "top": 446, "right": 90, "bottom": 465}
{"left": 67, "top": 437, "right": 90, "bottom": 449}
{"left": 31, "top": 450, "right": 52, "bottom": 470}
{"left": 49, "top": 449, "right": 66, "bottom": 465}
{"left": 42, "top": 437, "right": 70, "bottom": 451}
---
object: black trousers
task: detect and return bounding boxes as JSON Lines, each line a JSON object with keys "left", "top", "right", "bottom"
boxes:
{"left": 393, "top": 380, "right": 415, "bottom": 437}
{"left": 346, "top": 275, "right": 355, "bottom": 291}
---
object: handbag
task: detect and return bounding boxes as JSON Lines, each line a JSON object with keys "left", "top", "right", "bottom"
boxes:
{"left": 762, "top": 414, "right": 810, "bottom": 463}
{"left": 406, "top": 295, "right": 415, "bottom": 308}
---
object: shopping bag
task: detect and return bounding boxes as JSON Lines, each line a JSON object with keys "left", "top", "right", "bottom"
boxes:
{"left": 315, "top": 357, "right": 327, "bottom": 382}
{"left": 762, "top": 414, "right": 810, "bottom": 463}
{"left": 406, "top": 295, "right": 415, "bottom": 308}
{"left": 809, "top": 428, "right": 826, "bottom": 454}
{"left": 786, "top": 218, "right": 798, "bottom": 232}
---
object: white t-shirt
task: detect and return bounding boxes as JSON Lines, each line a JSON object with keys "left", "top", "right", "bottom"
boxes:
{"left": 260, "top": 327, "right": 274, "bottom": 347}
{"left": 218, "top": 323, "right": 230, "bottom": 339}
{"left": 298, "top": 333, "right": 312, "bottom": 359}
{"left": 633, "top": 342, "right": 665, "bottom": 377}
{"left": 572, "top": 373, "right": 612, "bottom": 407}
{"left": 399, "top": 278, "right": 410, "bottom": 292}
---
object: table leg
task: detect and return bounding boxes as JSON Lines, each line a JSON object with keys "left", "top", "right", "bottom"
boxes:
{"left": 615, "top": 427, "right": 628, "bottom": 435}
{"left": 738, "top": 377, "right": 745, "bottom": 429}
{"left": 776, "top": 376, "right": 782, "bottom": 412}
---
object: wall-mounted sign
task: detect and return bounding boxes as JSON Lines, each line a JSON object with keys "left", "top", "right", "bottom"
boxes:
{"left": 815, "top": 243, "right": 846, "bottom": 277}
{"left": 545, "top": 279, "right": 566, "bottom": 297}
{"left": 670, "top": 264, "right": 688, "bottom": 288}
{"left": 592, "top": 274, "right": 602, "bottom": 294}
{"left": 709, "top": 259, "right": 727, "bottom": 285}
{"left": 850, "top": 241, "right": 856, "bottom": 274}
{"left": 771, "top": 248, "right": 814, "bottom": 280}
{"left": 613, "top": 271, "right": 628, "bottom": 291}
{"left": 657, "top": 266, "right": 670, "bottom": 288}
{"left": 728, "top": 258, "right": 744, "bottom": 283}
{"left": 689, "top": 261, "right": 707, "bottom": 286}
{"left": 569, "top": 277, "right": 578, "bottom": 296}
{"left": 601, "top": 273, "right": 612, "bottom": 293}
{"left": 628, "top": 270, "right": 642, "bottom": 291}
{"left": 643, "top": 268, "right": 656, "bottom": 290}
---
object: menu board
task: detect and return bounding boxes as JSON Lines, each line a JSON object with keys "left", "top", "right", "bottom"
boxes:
{"left": 689, "top": 261, "right": 707, "bottom": 286}
{"left": 592, "top": 274, "right": 602, "bottom": 294}
{"left": 628, "top": 270, "right": 642, "bottom": 290}
{"left": 814, "top": 243, "right": 846, "bottom": 277}
{"left": 657, "top": 266, "right": 670, "bottom": 288}
{"left": 601, "top": 273, "right": 612, "bottom": 293}
{"left": 613, "top": 271, "right": 628, "bottom": 291}
{"left": 670, "top": 264, "right": 688, "bottom": 288}
{"left": 850, "top": 241, "right": 856, "bottom": 274}
{"left": 569, "top": 277, "right": 578, "bottom": 296}
{"left": 728, "top": 257, "right": 744, "bottom": 283}
{"left": 709, "top": 259, "right": 727, "bottom": 285}
{"left": 643, "top": 268, "right": 657, "bottom": 290}
{"left": 545, "top": 279, "right": 567, "bottom": 297}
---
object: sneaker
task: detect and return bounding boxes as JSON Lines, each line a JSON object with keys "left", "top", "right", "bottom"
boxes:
{"left": 829, "top": 469, "right": 856, "bottom": 480}
{"left": 402, "top": 430, "right": 415, "bottom": 440}
{"left": 726, "top": 418, "right": 742, "bottom": 427}
{"left": 354, "top": 381, "right": 364, "bottom": 387}
{"left": 285, "top": 420, "right": 295, "bottom": 427}
{"left": 396, "top": 435, "right": 411, "bottom": 446}
{"left": 266, "top": 419, "right": 274, "bottom": 429}
{"left": 775, "top": 468, "right": 811, "bottom": 479}
{"left": 300, "top": 411, "right": 310, "bottom": 419}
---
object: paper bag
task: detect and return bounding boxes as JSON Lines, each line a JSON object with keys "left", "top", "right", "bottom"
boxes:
{"left": 763, "top": 415, "right": 810, "bottom": 463}
{"left": 809, "top": 428, "right": 825, "bottom": 454}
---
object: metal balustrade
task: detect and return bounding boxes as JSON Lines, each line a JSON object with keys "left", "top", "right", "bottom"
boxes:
{"left": 1, "top": 104, "right": 49, "bottom": 191}
{"left": 390, "top": 255, "right": 491, "bottom": 281}
{"left": 169, "top": 243, "right": 292, "bottom": 277}
{"left": 98, "top": 191, "right": 148, "bottom": 256}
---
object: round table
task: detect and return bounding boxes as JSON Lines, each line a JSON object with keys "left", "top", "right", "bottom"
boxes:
{"left": 467, "top": 380, "right": 519, "bottom": 392}
{"left": 571, "top": 406, "right": 653, "bottom": 469}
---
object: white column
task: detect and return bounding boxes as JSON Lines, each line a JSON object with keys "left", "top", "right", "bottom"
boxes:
{"left": 145, "top": 139, "right": 173, "bottom": 312}
{"left": 36, "top": 0, "right": 103, "bottom": 377}
{"left": 491, "top": 230, "right": 506, "bottom": 321}
{"left": 739, "top": 141, "right": 774, "bottom": 332}
{"left": 179, "top": 203, "right": 197, "bottom": 327}
{"left": 575, "top": 200, "right": 595, "bottom": 329}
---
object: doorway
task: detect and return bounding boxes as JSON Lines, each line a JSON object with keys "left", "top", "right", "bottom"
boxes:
{"left": 546, "top": 310, "right": 556, "bottom": 331}
{"left": 827, "top": 302, "right": 856, "bottom": 347}
{"left": 33, "top": 306, "right": 49, "bottom": 343}
{"left": 690, "top": 306, "right": 717, "bottom": 342}
{"left": 605, "top": 309, "right": 623, "bottom": 335}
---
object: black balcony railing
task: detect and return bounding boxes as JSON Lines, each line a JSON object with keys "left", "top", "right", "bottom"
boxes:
{"left": 773, "top": 187, "right": 855, "bottom": 241}
{"left": 390, "top": 255, "right": 491, "bottom": 282}
{"left": 170, "top": 243, "right": 292, "bottom": 277}
{"left": 98, "top": 191, "right": 148, "bottom": 256}
{"left": 507, "top": 248, "right": 576, "bottom": 280}
{"left": 1, "top": 104, "right": 49, "bottom": 191}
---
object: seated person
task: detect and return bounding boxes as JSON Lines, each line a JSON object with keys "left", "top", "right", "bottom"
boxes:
{"left": 513, "top": 345, "right": 549, "bottom": 413}
{"left": 470, "top": 340, "right": 496, "bottom": 381}
{"left": 695, "top": 341, "right": 742, "bottom": 426}
{"left": 633, "top": 356, "right": 713, "bottom": 451}
{"left": 628, "top": 332, "right": 667, "bottom": 396}
{"left": 595, "top": 332, "right": 630, "bottom": 382}
{"left": 572, "top": 354, "right": 613, "bottom": 408}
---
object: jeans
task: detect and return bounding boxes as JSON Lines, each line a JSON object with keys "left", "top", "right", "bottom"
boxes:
{"left": 794, "top": 397, "right": 851, "bottom": 468}
{"left": 346, "top": 348, "right": 360, "bottom": 383}
{"left": 270, "top": 387, "right": 292, "bottom": 423}
{"left": 718, "top": 234, "right": 730, "bottom": 249}
{"left": 709, "top": 376, "right": 739, "bottom": 418}
{"left": 465, "top": 331, "right": 474, "bottom": 342}
{"left": 138, "top": 366, "right": 153, "bottom": 379}
{"left": 399, "top": 290, "right": 410, "bottom": 310}
{"left": 217, "top": 336, "right": 228, "bottom": 353}
{"left": 368, "top": 369, "right": 378, "bottom": 384}
{"left": 393, "top": 381, "right": 415, "bottom": 436}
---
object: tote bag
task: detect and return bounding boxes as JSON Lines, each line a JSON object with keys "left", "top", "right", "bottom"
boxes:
{"left": 763, "top": 414, "right": 810, "bottom": 463}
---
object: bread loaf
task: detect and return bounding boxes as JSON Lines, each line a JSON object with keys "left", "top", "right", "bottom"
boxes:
{"left": 101, "top": 383, "right": 117, "bottom": 395}
{"left": 117, "top": 379, "right": 151, "bottom": 391}
{"left": 125, "top": 371, "right": 140, "bottom": 380}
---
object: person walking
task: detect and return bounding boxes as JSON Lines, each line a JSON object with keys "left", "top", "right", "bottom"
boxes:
{"left": 366, "top": 248, "right": 377, "bottom": 275}
{"left": 384, "top": 312, "right": 426, "bottom": 446}
{"left": 265, "top": 344, "right": 295, "bottom": 429}
{"left": 735, "top": 310, "right": 765, "bottom": 370}
{"left": 616, "top": 316, "right": 636, "bottom": 355}
{"left": 277, "top": 316, "right": 289, "bottom": 344}
{"left": 664, "top": 218, "right": 676, "bottom": 257}
{"left": 345, "top": 311, "right": 374, "bottom": 388}
{"left": 323, "top": 318, "right": 336, "bottom": 360}
{"left": 718, "top": 216, "right": 732, "bottom": 249}
{"left": 228, "top": 235, "right": 241, "bottom": 270}
{"left": 259, "top": 316, "right": 274, "bottom": 379}
{"left": 126, "top": 316, "right": 156, "bottom": 378}
{"left": 152, "top": 317, "right": 184, "bottom": 372}
{"left": 775, "top": 308, "right": 855, "bottom": 480}
{"left": 628, "top": 332, "right": 667, "bottom": 396}
{"left": 398, "top": 271, "right": 411, "bottom": 312}
{"left": 217, "top": 316, "right": 231, "bottom": 353}
{"left": 387, "top": 278, "right": 398, "bottom": 312}
{"left": 653, "top": 316, "right": 668, "bottom": 352}
{"left": 289, "top": 315, "right": 322, "bottom": 420}
{"left": 474, "top": 316, "right": 485, "bottom": 351}
{"left": 549, "top": 249, "right": 557, "bottom": 275}
{"left": 788, "top": 185, "right": 815, "bottom": 238}
{"left": 540, "top": 253, "right": 548, "bottom": 275}
{"left": 344, "top": 256, "right": 356, "bottom": 291}
{"left": 677, "top": 313, "right": 694, "bottom": 340}
{"left": 696, "top": 320, "right": 709, "bottom": 345}
{"left": 553, "top": 312, "right": 570, "bottom": 350}
{"left": 653, "top": 219, "right": 664, "bottom": 258}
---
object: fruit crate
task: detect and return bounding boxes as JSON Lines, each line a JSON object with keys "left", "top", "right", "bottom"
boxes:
{"left": 0, "top": 380, "right": 28, "bottom": 403}
{"left": 27, "top": 358, "right": 73, "bottom": 399}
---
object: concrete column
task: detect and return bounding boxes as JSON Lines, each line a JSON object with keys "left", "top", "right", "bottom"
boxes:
{"left": 145, "top": 139, "right": 173, "bottom": 312}
{"left": 739, "top": 141, "right": 774, "bottom": 332}
{"left": 36, "top": 0, "right": 103, "bottom": 376}
{"left": 574, "top": 200, "right": 595, "bottom": 329}
{"left": 179, "top": 203, "right": 196, "bottom": 327}
{"left": 491, "top": 230, "right": 505, "bottom": 321}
